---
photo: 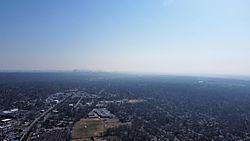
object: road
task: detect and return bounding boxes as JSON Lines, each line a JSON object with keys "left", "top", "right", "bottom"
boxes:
{"left": 74, "top": 96, "right": 84, "bottom": 109}
{"left": 20, "top": 93, "right": 73, "bottom": 141}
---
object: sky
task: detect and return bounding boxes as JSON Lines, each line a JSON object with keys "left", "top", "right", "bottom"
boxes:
{"left": 0, "top": 0, "right": 250, "bottom": 75}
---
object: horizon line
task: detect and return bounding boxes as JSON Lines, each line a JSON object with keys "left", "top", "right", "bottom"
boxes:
{"left": 0, "top": 69, "right": 250, "bottom": 80}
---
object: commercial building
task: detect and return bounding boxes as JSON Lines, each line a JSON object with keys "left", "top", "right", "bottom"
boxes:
{"left": 87, "top": 108, "right": 115, "bottom": 119}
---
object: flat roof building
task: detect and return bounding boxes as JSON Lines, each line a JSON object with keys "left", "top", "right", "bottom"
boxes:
{"left": 87, "top": 108, "right": 115, "bottom": 119}
{"left": 1, "top": 119, "right": 12, "bottom": 122}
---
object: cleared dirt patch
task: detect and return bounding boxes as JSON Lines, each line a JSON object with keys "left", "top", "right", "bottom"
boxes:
{"left": 72, "top": 118, "right": 105, "bottom": 141}
{"left": 72, "top": 118, "right": 122, "bottom": 141}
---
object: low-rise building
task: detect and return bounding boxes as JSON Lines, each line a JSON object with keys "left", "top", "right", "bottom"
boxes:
{"left": 88, "top": 108, "right": 115, "bottom": 119}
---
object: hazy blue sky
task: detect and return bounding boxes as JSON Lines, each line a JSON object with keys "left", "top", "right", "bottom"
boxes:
{"left": 0, "top": 0, "right": 250, "bottom": 75}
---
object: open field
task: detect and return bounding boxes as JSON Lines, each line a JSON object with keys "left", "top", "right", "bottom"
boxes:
{"left": 71, "top": 118, "right": 121, "bottom": 141}
{"left": 72, "top": 118, "right": 105, "bottom": 141}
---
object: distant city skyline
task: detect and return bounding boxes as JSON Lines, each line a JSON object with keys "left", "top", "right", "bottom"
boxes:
{"left": 1, "top": 0, "right": 250, "bottom": 75}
